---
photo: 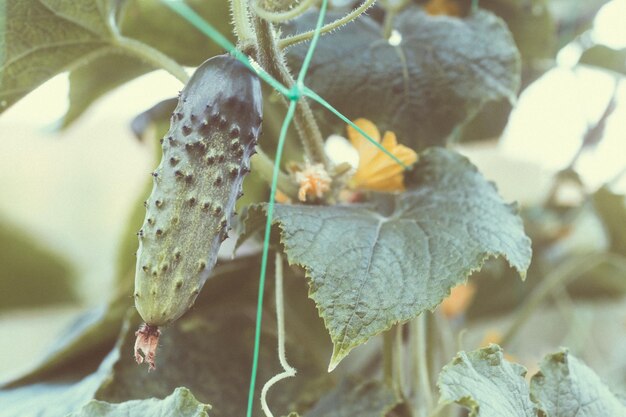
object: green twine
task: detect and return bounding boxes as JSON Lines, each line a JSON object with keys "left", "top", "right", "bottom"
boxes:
{"left": 159, "top": 1, "right": 410, "bottom": 416}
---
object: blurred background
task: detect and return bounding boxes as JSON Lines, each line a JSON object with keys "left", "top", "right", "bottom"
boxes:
{"left": 0, "top": 0, "right": 625, "bottom": 385}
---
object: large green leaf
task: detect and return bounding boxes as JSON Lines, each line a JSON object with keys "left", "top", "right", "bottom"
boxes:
{"left": 437, "top": 345, "right": 538, "bottom": 417}
{"left": 242, "top": 148, "right": 531, "bottom": 370}
{"left": 530, "top": 350, "right": 626, "bottom": 416}
{"left": 0, "top": 0, "right": 116, "bottom": 113}
{"left": 68, "top": 387, "right": 210, "bottom": 417}
{"left": 303, "top": 378, "right": 399, "bottom": 417}
{"left": 284, "top": 7, "right": 520, "bottom": 150}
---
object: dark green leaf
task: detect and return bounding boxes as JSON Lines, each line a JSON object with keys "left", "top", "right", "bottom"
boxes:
{"left": 530, "top": 350, "right": 626, "bottom": 416}
{"left": 0, "top": 219, "right": 76, "bottom": 311}
{"left": 0, "top": 0, "right": 114, "bottom": 113}
{"left": 242, "top": 148, "right": 531, "bottom": 369}
{"left": 580, "top": 45, "right": 626, "bottom": 75}
{"left": 61, "top": 52, "right": 155, "bottom": 127}
{"left": 438, "top": 344, "right": 538, "bottom": 417}
{"left": 303, "top": 378, "right": 399, "bottom": 417}
{"left": 68, "top": 387, "right": 210, "bottom": 417}
{"left": 284, "top": 7, "right": 520, "bottom": 150}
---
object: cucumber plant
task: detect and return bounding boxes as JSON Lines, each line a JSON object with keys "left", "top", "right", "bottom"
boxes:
{"left": 1, "top": 1, "right": 625, "bottom": 417}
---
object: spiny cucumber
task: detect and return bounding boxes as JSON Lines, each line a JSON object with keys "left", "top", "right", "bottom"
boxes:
{"left": 134, "top": 54, "right": 262, "bottom": 330}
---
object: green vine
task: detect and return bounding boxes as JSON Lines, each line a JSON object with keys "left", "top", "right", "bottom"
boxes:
{"left": 278, "top": 0, "right": 377, "bottom": 49}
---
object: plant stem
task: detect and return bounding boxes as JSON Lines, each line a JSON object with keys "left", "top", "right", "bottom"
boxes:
{"left": 253, "top": 0, "right": 318, "bottom": 22}
{"left": 393, "top": 324, "right": 404, "bottom": 395}
{"left": 413, "top": 315, "right": 433, "bottom": 417}
{"left": 231, "top": 0, "right": 256, "bottom": 45}
{"left": 254, "top": 15, "right": 330, "bottom": 168}
{"left": 383, "top": 329, "right": 395, "bottom": 388}
{"left": 114, "top": 36, "right": 189, "bottom": 83}
{"left": 251, "top": 148, "right": 300, "bottom": 200}
{"left": 500, "top": 253, "right": 611, "bottom": 348}
{"left": 383, "top": 324, "right": 404, "bottom": 395}
{"left": 278, "top": 0, "right": 377, "bottom": 49}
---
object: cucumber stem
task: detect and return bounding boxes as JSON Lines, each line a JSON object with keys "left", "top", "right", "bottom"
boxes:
{"left": 231, "top": 0, "right": 256, "bottom": 45}
{"left": 251, "top": 148, "right": 300, "bottom": 200}
{"left": 253, "top": 16, "right": 330, "bottom": 170}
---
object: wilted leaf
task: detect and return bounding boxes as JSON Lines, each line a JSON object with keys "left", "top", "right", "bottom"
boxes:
{"left": 303, "top": 378, "right": 399, "bottom": 417}
{"left": 0, "top": 220, "right": 76, "bottom": 311}
{"left": 68, "top": 387, "right": 210, "bottom": 417}
{"left": 242, "top": 148, "right": 531, "bottom": 369}
{"left": 530, "top": 350, "right": 626, "bottom": 416}
{"left": 437, "top": 344, "right": 538, "bottom": 417}
{"left": 284, "top": 7, "right": 520, "bottom": 150}
{"left": 0, "top": 0, "right": 115, "bottom": 113}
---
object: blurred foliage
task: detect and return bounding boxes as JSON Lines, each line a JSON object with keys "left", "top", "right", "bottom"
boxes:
{"left": 0, "top": 220, "right": 76, "bottom": 311}
{"left": 59, "top": 0, "right": 235, "bottom": 126}
{"left": 1, "top": 256, "right": 334, "bottom": 417}
{"left": 580, "top": 45, "right": 626, "bottom": 76}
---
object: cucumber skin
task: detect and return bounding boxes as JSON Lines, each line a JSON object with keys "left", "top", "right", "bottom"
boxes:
{"left": 134, "top": 54, "right": 262, "bottom": 326}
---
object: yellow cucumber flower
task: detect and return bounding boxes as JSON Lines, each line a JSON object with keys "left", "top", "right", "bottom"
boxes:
{"left": 347, "top": 118, "right": 418, "bottom": 192}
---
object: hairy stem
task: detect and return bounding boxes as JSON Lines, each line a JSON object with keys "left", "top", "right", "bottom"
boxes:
{"left": 231, "top": 0, "right": 256, "bottom": 44}
{"left": 251, "top": 148, "right": 300, "bottom": 199}
{"left": 254, "top": 16, "right": 330, "bottom": 168}
{"left": 278, "top": 0, "right": 377, "bottom": 49}
{"left": 114, "top": 36, "right": 189, "bottom": 83}
{"left": 260, "top": 253, "right": 297, "bottom": 417}
{"left": 253, "top": 0, "right": 318, "bottom": 22}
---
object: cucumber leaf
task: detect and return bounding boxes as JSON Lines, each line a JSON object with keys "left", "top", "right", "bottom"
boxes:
{"left": 437, "top": 345, "right": 537, "bottom": 417}
{"left": 241, "top": 148, "right": 531, "bottom": 370}
{"left": 68, "top": 387, "right": 210, "bottom": 417}
{"left": 284, "top": 7, "right": 520, "bottom": 150}
{"left": 531, "top": 350, "right": 626, "bottom": 416}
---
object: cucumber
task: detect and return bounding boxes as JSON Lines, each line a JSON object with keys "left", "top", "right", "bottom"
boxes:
{"left": 134, "top": 54, "right": 262, "bottom": 328}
